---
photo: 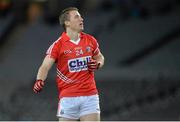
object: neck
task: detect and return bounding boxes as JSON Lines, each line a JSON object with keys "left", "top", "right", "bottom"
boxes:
{"left": 66, "top": 29, "right": 80, "bottom": 41}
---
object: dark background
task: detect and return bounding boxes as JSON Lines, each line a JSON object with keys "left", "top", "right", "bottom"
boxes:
{"left": 1, "top": 0, "right": 180, "bottom": 120}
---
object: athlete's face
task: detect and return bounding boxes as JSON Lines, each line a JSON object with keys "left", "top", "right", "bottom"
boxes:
{"left": 66, "top": 10, "right": 84, "bottom": 32}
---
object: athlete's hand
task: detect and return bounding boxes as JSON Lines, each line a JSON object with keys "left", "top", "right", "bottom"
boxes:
{"left": 87, "top": 59, "right": 100, "bottom": 72}
{"left": 33, "top": 80, "right": 45, "bottom": 93}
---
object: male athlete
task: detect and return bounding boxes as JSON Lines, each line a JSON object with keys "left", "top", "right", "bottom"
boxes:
{"left": 33, "top": 7, "right": 104, "bottom": 121}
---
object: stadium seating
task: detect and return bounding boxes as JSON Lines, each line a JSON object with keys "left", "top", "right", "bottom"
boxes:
{"left": 1, "top": 3, "right": 180, "bottom": 120}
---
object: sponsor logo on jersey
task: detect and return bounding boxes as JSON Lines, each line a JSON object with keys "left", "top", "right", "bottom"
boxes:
{"left": 64, "top": 49, "right": 72, "bottom": 54}
{"left": 68, "top": 56, "right": 91, "bottom": 72}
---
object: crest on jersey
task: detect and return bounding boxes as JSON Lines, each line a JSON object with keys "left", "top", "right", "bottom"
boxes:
{"left": 60, "top": 109, "right": 64, "bottom": 115}
{"left": 86, "top": 46, "right": 91, "bottom": 52}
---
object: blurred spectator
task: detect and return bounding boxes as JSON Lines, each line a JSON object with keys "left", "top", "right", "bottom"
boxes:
{"left": 43, "top": 0, "right": 80, "bottom": 24}
{"left": 101, "top": 0, "right": 133, "bottom": 20}
{"left": 80, "top": 0, "right": 103, "bottom": 13}
{"left": 27, "top": 1, "right": 43, "bottom": 23}
{"left": 0, "top": 0, "right": 12, "bottom": 17}
{"left": 114, "top": 0, "right": 148, "bottom": 20}
{"left": 130, "top": 0, "right": 149, "bottom": 19}
{"left": 11, "top": 0, "right": 29, "bottom": 23}
{"left": 101, "top": 0, "right": 114, "bottom": 11}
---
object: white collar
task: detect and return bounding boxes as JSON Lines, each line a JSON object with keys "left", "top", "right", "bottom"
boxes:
{"left": 69, "top": 38, "right": 80, "bottom": 45}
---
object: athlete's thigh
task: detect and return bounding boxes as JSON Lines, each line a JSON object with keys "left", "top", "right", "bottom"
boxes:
{"left": 57, "top": 97, "right": 80, "bottom": 120}
{"left": 59, "top": 117, "right": 78, "bottom": 121}
{"left": 80, "top": 113, "right": 100, "bottom": 121}
{"left": 79, "top": 95, "right": 101, "bottom": 121}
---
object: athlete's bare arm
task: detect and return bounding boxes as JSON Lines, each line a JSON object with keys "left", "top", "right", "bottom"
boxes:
{"left": 93, "top": 51, "right": 105, "bottom": 69}
{"left": 36, "top": 55, "right": 55, "bottom": 81}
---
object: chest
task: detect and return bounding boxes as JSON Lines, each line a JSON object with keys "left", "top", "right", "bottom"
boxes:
{"left": 60, "top": 39, "right": 94, "bottom": 59}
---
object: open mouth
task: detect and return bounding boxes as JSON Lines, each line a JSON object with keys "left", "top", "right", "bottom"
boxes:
{"left": 80, "top": 23, "right": 83, "bottom": 26}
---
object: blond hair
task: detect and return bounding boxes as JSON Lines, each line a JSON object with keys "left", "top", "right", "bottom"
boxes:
{"left": 59, "top": 7, "right": 78, "bottom": 30}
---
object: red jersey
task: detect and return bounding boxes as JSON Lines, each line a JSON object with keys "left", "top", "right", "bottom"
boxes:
{"left": 46, "top": 32, "right": 100, "bottom": 98}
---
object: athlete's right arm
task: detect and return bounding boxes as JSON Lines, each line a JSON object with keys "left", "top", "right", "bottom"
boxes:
{"left": 33, "top": 55, "right": 55, "bottom": 93}
{"left": 36, "top": 55, "right": 55, "bottom": 81}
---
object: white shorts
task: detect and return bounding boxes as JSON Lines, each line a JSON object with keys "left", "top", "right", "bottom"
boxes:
{"left": 56, "top": 94, "right": 100, "bottom": 120}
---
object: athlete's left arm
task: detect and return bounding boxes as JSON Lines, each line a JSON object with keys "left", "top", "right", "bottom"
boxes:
{"left": 93, "top": 51, "right": 105, "bottom": 69}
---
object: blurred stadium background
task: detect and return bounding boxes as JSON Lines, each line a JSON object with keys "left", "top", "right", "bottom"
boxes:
{"left": 1, "top": 0, "right": 180, "bottom": 120}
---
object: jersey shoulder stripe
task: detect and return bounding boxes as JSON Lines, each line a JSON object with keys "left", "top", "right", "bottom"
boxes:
{"left": 46, "top": 36, "right": 62, "bottom": 54}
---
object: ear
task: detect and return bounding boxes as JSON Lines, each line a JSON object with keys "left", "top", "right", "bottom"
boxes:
{"left": 65, "top": 21, "right": 70, "bottom": 27}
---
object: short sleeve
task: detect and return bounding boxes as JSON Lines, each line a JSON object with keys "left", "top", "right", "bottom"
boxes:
{"left": 46, "top": 40, "right": 60, "bottom": 61}
{"left": 90, "top": 35, "right": 100, "bottom": 56}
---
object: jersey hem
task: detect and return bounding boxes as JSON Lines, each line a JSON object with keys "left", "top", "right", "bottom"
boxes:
{"left": 59, "top": 92, "right": 98, "bottom": 99}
